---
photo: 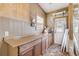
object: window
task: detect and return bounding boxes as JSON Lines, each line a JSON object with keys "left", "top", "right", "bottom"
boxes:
{"left": 73, "top": 5, "right": 79, "bottom": 42}
{"left": 73, "top": 17, "right": 79, "bottom": 32}
{"left": 54, "top": 18, "right": 66, "bottom": 32}
{"left": 36, "top": 16, "right": 44, "bottom": 30}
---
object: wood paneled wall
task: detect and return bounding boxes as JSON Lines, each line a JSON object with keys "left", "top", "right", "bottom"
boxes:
{"left": 0, "top": 4, "right": 46, "bottom": 56}
{"left": 0, "top": 4, "right": 30, "bottom": 22}
{"left": 0, "top": 3, "right": 46, "bottom": 37}
{"left": 0, "top": 3, "right": 46, "bottom": 24}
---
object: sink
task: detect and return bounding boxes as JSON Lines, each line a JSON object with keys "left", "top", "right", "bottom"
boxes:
{"left": 14, "top": 36, "right": 23, "bottom": 39}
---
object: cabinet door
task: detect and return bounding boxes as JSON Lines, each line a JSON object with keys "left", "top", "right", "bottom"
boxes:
{"left": 48, "top": 34, "right": 53, "bottom": 47}
{"left": 34, "top": 40, "right": 42, "bottom": 56}
{"left": 42, "top": 38, "right": 46, "bottom": 54}
{"left": 45, "top": 38, "right": 49, "bottom": 49}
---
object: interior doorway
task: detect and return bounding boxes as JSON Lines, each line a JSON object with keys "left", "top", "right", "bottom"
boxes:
{"left": 54, "top": 17, "right": 66, "bottom": 44}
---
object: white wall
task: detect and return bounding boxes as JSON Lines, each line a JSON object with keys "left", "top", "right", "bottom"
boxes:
{"left": 0, "top": 17, "right": 36, "bottom": 37}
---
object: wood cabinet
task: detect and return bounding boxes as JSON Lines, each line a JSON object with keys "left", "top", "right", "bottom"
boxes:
{"left": 42, "top": 37, "right": 46, "bottom": 54}
{"left": 3, "top": 33, "right": 53, "bottom": 56}
{"left": 34, "top": 41, "right": 42, "bottom": 56}
{"left": 18, "top": 34, "right": 53, "bottom": 56}
{"left": 48, "top": 33, "right": 53, "bottom": 47}
{"left": 19, "top": 38, "right": 42, "bottom": 56}
{"left": 19, "top": 47, "right": 34, "bottom": 56}
{"left": 18, "top": 35, "right": 51, "bottom": 56}
{"left": 0, "top": 39, "right": 8, "bottom": 56}
{"left": 0, "top": 38, "right": 2, "bottom": 56}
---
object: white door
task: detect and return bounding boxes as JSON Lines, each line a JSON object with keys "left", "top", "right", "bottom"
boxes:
{"left": 54, "top": 18, "right": 66, "bottom": 44}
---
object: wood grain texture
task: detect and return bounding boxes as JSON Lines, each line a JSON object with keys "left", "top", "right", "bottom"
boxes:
{"left": 34, "top": 38, "right": 42, "bottom": 56}
{"left": 0, "top": 3, "right": 46, "bottom": 24}
{"left": 0, "top": 4, "right": 30, "bottom": 22}
{"left": 3, "top": 33, "right": 50, "bottom": 56}
{"left": 67, "top": 3, "right": 73, "bottom": 40}
{"left": 0, "top": 38, "right": 3, "bottom": 55}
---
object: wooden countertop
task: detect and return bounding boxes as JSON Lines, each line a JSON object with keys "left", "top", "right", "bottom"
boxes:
{"left": 4, "top": 34, "right": 43, "bottom": 47}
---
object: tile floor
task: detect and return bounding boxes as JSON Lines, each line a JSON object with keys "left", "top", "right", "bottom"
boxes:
{"left": 43, "top": 44, "right": 69, "bottom": 56}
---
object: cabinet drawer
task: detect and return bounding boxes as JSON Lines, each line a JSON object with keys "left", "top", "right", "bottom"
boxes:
{"left": 19, "top": 39, "right": 41, "bottom": 53}
{"left": 19, "top": 47, "right": 33, "bottom": 56}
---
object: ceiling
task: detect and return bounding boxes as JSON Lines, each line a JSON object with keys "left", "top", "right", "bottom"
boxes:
{"left": 38, "top": 3, "right": 69, "bottom": 13}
